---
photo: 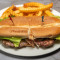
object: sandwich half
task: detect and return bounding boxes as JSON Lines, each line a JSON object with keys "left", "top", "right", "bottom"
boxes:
{"left": 0, "top": 16, "right": 60, "bottom": 48}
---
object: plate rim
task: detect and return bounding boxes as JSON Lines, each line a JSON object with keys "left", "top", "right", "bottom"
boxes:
{"left": 0, "top": 48, "right": 60, "bottom": 59}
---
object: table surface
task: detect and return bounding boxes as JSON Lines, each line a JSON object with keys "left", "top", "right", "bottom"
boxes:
{"left": 0, "top": 0, "right": 60, "bottom": 60}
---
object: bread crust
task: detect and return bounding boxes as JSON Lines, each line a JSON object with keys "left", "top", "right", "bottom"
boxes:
{"left": 0, "top": 16, "right": 60, "bottom": 39}
{"left": 0, "top": 27, "right": 28, "bottom": 37}
{"left": 30, "top": 27, "right": 60, "bottom": 38}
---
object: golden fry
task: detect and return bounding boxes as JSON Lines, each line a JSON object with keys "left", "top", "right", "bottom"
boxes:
{"left": 24, "top": 2, "right": 44, "bottom": 7}
{"left": 28, "top": 13, "right": 34, "bottom": 16}
{"left": 3, "top": 5, "right": 15, "bottom": 14}
{"left": 24, "top": 2, "right": 53, "bottom": 16}
{"left": 14, "top": 10, "right": 20, "bottom": 13}
{"left": 44, "top": 10, "right": 54, "bottom": 16}
{"left": 1, "top": 12, "right": 10, "bottom": 19}
{"left": 20, "top": 3, "right": 53, "bottom": 13}
{"left": 36, "top": 11, "right": 42, "bottom": 16}
{"left": 14, "top": 13, "right": 23, "bottom": 16}
{"left": 1, "top": 5, "right": 21, "bottom": 18}
{"left": 42, "top": 13, "right": 48, "bottom": 16}
{"left": 44, "top": 14, "right": 48, "bottom": 16}
{"left": 7, "top": 5, "right": 15, "bottom": 10}
{"left": 0, "top": 2, "right": 54, "bottom": 18}
{"left": 23, "top": 13, "right": 28, "bottom": 16}
{"left": 0, "top": 5, "right": 16, "bottom": 18}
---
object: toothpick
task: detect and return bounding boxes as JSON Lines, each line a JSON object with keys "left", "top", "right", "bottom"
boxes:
{"left": 42, "top": 16, "right": 44, "bottom": 22}
{"left": 9, "top": 15, "right": 14, "bottom": 25}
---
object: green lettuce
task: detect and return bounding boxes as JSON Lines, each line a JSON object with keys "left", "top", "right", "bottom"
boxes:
{"left": 55, "top": 35, "right": 60, "bottom": 40}
{"left": 0, "top": 17, "right": 9, "bottom": 21}
{"left": 0, "top": 15, "right": 15, "bottom": 22}
{"left": 0, "top": 37, "right": 22, "bottom": 47}
{"left": 0, "top": 19, "right": 4, "bottom": 21}
{"left": 11, "top": 15, "right": 15, "bottom": 17}
{"left": 51, "top": 15, "right": 60, "bottom": 19}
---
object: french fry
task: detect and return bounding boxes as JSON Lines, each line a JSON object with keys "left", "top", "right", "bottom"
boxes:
{"left": 0, "top": 2, "right": 54, "bottom": 18}
{"left": 14, "top": 13, "right": 23, "bottom": 16}
{"left": 28, "top": 13, "right": 34, "bottom": 16}
{"left": 20, "top": 7, "right": 37, "bottom": 12}
{"left": 43, "top": 13, "right": 48, "bottom": 16}
{"left": 1, "top": 6, "right": 20, "bottom": 18}
{"left": 2, "top": 5, "right": 15, "bottom": 14}
{"left": 7, "top": 5, "right": 15, "bottom": 10}
{"left": 23, "top": 13, "right": 28, "bottom": 16}
{"left": 44, "top": 10, "right": 54, "bottom": 16}
{"left": 36, "top": 11, "right": 42, "bottom": 16}
{"left": 14, "top": 10, "right": 20, "bottom": 14}
{"left": 24, "top": 2, "right": 44, "bottom": 7}
{"left": 1, "top": 5, "right": 15, "bottom": 18}
{"left": 44, "top": 14, "right": 48, "bottom": 16}
{"left": 24, "top": 2, "right": 53, "bottom": 16}
{"left": 1, "top": 12, "right": 10, "bottom": 19}
{"left": 20, "top": 3, "right": 53, "bottom": 13}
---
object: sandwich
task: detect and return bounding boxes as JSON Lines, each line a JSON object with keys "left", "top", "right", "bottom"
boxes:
{"left": 0, "top": 16, "right": 60, "bottom": 48}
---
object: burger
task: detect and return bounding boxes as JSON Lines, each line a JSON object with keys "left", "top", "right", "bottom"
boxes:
{"left": 0, "top": 16, "right": 60, "bottom": 48}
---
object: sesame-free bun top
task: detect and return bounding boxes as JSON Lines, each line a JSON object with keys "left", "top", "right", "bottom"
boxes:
{"left": 0, "top": 16, "right": 60, "bottom": 39}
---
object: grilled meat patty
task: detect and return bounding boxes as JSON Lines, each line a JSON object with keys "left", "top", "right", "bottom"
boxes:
{"left": 34, "top": 39, "right": 54, "bottom": 48}
{"left": 2, "top": 39, "right": 54, "bottom": 48}
{"left": 2, "top": 39, "right": 31, "bottom": 48}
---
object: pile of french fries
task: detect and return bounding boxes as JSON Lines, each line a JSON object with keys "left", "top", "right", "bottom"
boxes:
{"left": 0, "top": 2, "right": 54, "bottom": 19}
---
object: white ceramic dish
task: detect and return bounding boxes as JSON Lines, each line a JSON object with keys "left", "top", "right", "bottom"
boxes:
{"left": 0, "top": 5, "right": 60, "bottom": 57}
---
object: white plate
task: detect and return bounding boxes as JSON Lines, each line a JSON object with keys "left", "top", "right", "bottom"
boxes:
{"left": 0, "top": 5, "right": 60, "bottom": 57}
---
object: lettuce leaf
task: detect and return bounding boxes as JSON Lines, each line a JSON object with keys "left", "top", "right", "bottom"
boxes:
{"left": 51, "top": 15, "right": 60, "bottom": 19}
{"left": 0, "top": 19, "right": 4, "bottom": 21}
{"left": 11, "top": 15, "right": 15, "bottom": 17}
{"left": 0, "top": 37, "right": 22, "bottom": 47}
{"left": 0, "top": 15, "right": 15, "bottom": 22}
{"left": 55, "top": 35, "right": 60, "bottom": 40}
